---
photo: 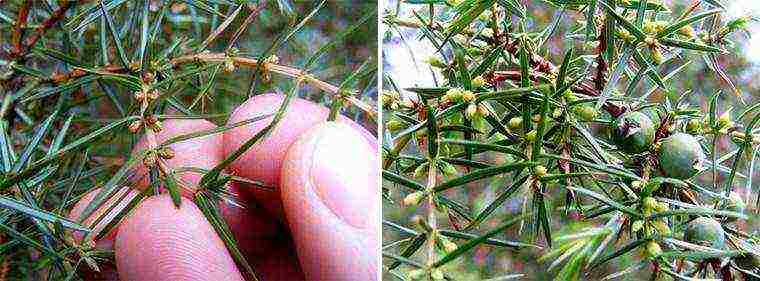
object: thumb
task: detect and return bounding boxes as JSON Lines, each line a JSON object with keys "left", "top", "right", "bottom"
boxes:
{"left": 114, "top": 194, "right": 244, "bottom": 281}
{"left": 281, "top": 122, "right": 379, "bottom": 281}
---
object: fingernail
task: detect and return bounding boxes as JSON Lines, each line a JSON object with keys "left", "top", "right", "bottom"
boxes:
{"left": 307, "top": 123, "right": 378, "bottom": 229}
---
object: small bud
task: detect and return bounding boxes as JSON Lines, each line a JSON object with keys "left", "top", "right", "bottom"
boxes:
{"left": 465, "top": 103, "right": 478, "bottom": 119}
{"left": 685, "top": 118, "right": 702, "bottom": 134}
{"left": 403, "top": 191, "right": 425, "bottom": 206}
{"left": 407, "top": 269, "right": 424, "bottom": 280}
{"left": 442, "top": 239, "right": 457, "bottom": 253}
{"left": 143, "top": 152, "right": 157, "bottom": 167}
{"left": 525, "top": 130, "right": 537, "bottom": 142}
{"left": 440, "top": 161, "right": 458, "bottom": 177}
{"left": 717, "top": 109, "right": 734, "bottom": 134}
{"left": 223, "top": 59, "right": 236, "bottom": 73}
{"left": 413, "top": 162, "right": 429, "bottom": 179}
{"left": 642, "top": 197, "right": 658, "bottom": 211}
{"left": 150, "top": 120, "right": 163, "bottom": 132}
{"left": 650, "top": 47, "right": 663, "bottom": 65}
{"left": 128, "top": 120, "right": 143, "bottom": 133}
{"left": 679, "top": 25, "right": 695, "bottom": 38}
{"left": 147, "top": 89, "right": 160, "bottom": 100}
{"left": 426, "top": 56, "right": 446, "bottom": 68}
{"left": 631, "top": 180, "right": 643, "bottom": 189}
{"left": 461, "top": 90, "right": 476, "bottom": 102}
{"left": 653, "top": 202, "right": 669, "bottom": 213}
{"left": 431, "top": 268, "right": 444, "bottom": 280}
{"left": 645, "top": 241, "right": 662, "bottom": 258}
{"left": 533, "top": 165, "right": 548, "bottom": 178}
{"left": 158, "top": 147, "right": 175, "bottom": 159}
{"left": 652, "top": 220, "right": 672, "bottom": 236}
{"left": 133, "top": 90, "right": 146, "bottom": 101}
{"left": 471, "top": 76, "right": 486, "bottom": 88}
{"left": 386, "top": 120, "right": 405, "bottom": 132}
{"left": 643, "top": 21, "right": 658, "bottom": 34}
{"left": 508, "top": 117, "right": 522, "bottom": 130}
{"left": 576, "top": 106, "right": 598, "bottom": 122}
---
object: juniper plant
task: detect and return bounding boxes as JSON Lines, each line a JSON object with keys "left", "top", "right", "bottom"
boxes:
{"left": 0, "top": 1, "right": 376, "bottom": 279}
{"left": 382, "top": 0, "right": 758, "bottom": 280}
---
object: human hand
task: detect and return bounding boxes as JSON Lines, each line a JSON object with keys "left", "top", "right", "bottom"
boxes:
{"left": 69, "top": 93, "right": 378, "bottom": 281}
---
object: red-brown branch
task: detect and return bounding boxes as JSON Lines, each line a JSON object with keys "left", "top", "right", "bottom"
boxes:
{"left": 10, "top": 0, "right": 32, "bottom": 56}
{"left": 20, "top": 1, "right": 73, "bottom": 58}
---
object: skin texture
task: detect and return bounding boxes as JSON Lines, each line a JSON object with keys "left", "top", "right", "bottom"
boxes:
{"left": 114, "top": 195, "right": 245, "bottom": 281}
{"left": 130, "top": 118, "right": 223, "bottom": 198}
{"left": 81, "top": 94, "right": 376, "bottom": 280}
{"left": 223, "top": 93, "right": 376, "bottom": 220}
{"left": 281, "top": 122, "right": 379, "bottom": 280}
{"left": 67, "top": 187, "right": 138, "bottom": 251}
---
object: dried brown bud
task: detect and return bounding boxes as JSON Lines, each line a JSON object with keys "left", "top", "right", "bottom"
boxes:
{"left": 128, "top": 120, "right": 143, "bottom": 133}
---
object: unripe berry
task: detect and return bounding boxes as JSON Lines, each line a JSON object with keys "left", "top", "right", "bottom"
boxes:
{"left": 440, "top": 161, "right": 458, "bottom": 177}
{"left": 658, "top": 133, "right": 706, "bottom": 179}
{"left": 685, "top": 118, "right": 702, "bottom": 134}
{"left": 386, "top": 120, "right": 405, "bottom": 132}
{"left": 684, "top": 217, "right": 725, "bottom": 249}
{"left": 652, "top": 220, "right": 671, "bottom": 236}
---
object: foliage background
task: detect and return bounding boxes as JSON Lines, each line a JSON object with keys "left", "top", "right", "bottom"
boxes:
{"left": 382, "top": 0, "right": 759, "bottom": 280}
{"left": 0, "top": 0, "right": 377, "bottom": 279}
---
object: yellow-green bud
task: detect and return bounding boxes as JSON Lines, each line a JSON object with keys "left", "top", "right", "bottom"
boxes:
{"left": 652, "top": 220, "right": 672, "bottom": 236}
{"left": 472, "top": 76, "right": 486, "bottom": 88}
{"left": 525, "top": 130, "right": 537, "bottom": 142}
{"left": 440, "top": 161, "right": 458, "bottom": 177}
{"left": 407, "top": 269, "right": 425, "bottom": 280}
{"left": 686, "top": 118, "right": 702, "bottom": 134}
{"left": 577, "top": 105, "right": 598, "bottom": 121}
{"left": 643, "top": 21, "right": 657, "bottom": 34}
{"left": 431, "top": 269, "right": 445, "bottom": 280}
{"left": 413, "top": 162, "right": 429, "bottom": 179}
{"left": 642, "top": 197, "right": 658, "bottom": 211}
{"left": 427, "top": 56, "right": 447, "bottom": 68}
{"left": 533, "top": 165, "right": 548, "bottom": 178}
{"left": 650, "top": 47, "right": 663, "bottom": 65}
{"left": 508, "top": 117, "right": 523, "bottom": 130}
{"left": 645, "top": 241, "right": 662, "bottom": 258}
{"left": 465, "top": 103, "right": 478, "bottom": 119}
{"left": 717, "top": 109, "right": 734, "bottom": 134}
{"left": 653, "top": 202, "right": 669, "bottom": 213}
{"left": 386, "top": 120, "right": 405, "bottom": 132}
{"left": 442, "top": 239, "right": 457, "bottom": 252}
{"left": 403, "top": 191, "right": 425, "bottom": 206}
{"left": 679, "top": 25, "right": 695, "bottom": 37}
{"left": 461, "top": 90, "right": 476, "bottom": 102}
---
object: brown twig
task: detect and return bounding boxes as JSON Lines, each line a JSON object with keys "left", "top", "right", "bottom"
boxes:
{"left": 10, "top": 0, "right": 32, "bottom": 57}
{"left": 19, "top": 1, "right": 74, "bottom": 59}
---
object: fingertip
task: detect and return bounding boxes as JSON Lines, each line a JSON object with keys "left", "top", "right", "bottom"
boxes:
{"left": 281, "top": 122, "right": 378, "bottom": 281}
{"left": 115, "top": 195, "right": 244, "bottom": 281}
